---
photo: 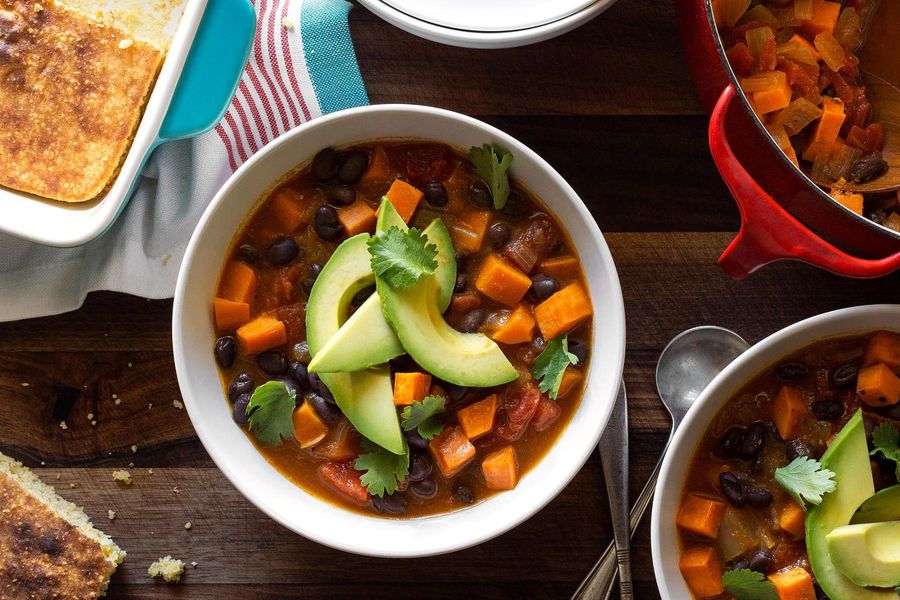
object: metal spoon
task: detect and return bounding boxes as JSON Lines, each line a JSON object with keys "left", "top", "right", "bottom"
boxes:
{"left": 572, "top": 326, "right": 749, "bottom": 600}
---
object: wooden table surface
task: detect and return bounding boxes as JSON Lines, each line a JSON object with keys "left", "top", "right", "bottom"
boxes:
{"left": 2, "top": 2, "right": 897, "bottom": 598}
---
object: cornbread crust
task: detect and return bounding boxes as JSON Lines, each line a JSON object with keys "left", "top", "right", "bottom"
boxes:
{"left": 0, "top": 0, "right": 164, "bottom": 202}
{"left": 0, "top": 454, "right": 125, "bottom": 599}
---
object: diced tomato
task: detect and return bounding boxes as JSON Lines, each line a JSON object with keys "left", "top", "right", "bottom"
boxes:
{"left": 758, "top": 37, "right": 777, "bottom": 74}
{"left": 398, "top": 144, "right": 455, "bottom": 186}
{"left": 501, "top": 216, "right": 559, "bottom": 274}
{"left": 727, "top": 43, "right": 754, "bottom": 77}
{"left": 846, "top": 123, "right": 883, "bottom": 154}
{"left": 318, "top": 461, "right": 370, "bottom": 505}
{"left": 532, "top": 399, "right": 561, "bottom": 432}
{"left": 778, "top": 57, "right": 819, "bottom": 98}
{"left": 496, "top": 384, "right": 542, "bottom": 442}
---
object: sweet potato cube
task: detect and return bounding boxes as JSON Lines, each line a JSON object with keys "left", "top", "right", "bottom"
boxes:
{"left": 490, "top": 303, "right": 535, "bottom": 344}
{"left": 219, "top": 261, "right": 257, "bottom": 304}
{"left": 676, "top": 494, "right": 727, "bottom": 539}
{"left": 213, "top": 297, "right": 250, "bottom": 332}
{"left": 451, "top": 209, "right": 491, "bottom": 254}
{"left": 236, "top": 315, "right": 287, "bottom": 355}
{"left": 811, "top": 96, "right": 845, "bottom": 145}
{"left": 801, "top": 0, "right": 841, "bottom": 35}
{"left": 481, "top": 446, "right": 518, "bottom": 490}
{"left": 557, "top": 368, "right": 584, "bottom": 399}
{"left": 457, "top": 394, "right": 498, "bottom": 440}
{"left": 475, "top": 254, "right": 533, "bottom": 307}
{"left": 429, "top": 426, "right": 476, "bottom": 477}
{"left": 268, "top": 188, "right": 308, "bottom": 233}
{"left": 751, "top": 76, "right": 792, "bottom": 115}
{"left": 779, "top": 500, "right": 806, "bottom": 539}
{"left": 773, "top": 386, "right": 808, "bottom": 439}
{"left": 393, "top": 372, "right": 432, "bottom": 407}
{"left": 360, "top": 145, "right": 390, "bottom": 184}
{"left": 829, "top": 189, "right": 864, "bottom": 215}
{"left": 768, "top": 567, "right": 815, "bottom": 600}
{"left": 337, "top": 200, "right": 377, "bottom": 236}
{"left": 539, "top": 255, "right": 580, "bottom": 281}
{"left": 293, "top": 402, "right": 329, "bottom": 448}
{"left": 318, "top": 461, "right": 369, "bottom": 505}
{"left": 385, "top": 179, "right": 424, "bottom": 223}
{"left": 857, "top": 363, "right": 900, "bottom": 407}
{"left": 863, "top": 331, "right": 900, "bottom": 369}
{"left": 679, "top": 546, "right": 725, "bottom": 599}
{"left": 534, "top": 282, "right": 593, "bottom": 339}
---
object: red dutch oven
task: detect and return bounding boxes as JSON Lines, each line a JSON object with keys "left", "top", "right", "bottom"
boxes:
{"left": 676, "top": 0, "right": 900, "bottom": 278}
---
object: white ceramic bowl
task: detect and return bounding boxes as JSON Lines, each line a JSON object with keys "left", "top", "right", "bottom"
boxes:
{"left": 651, "top": 304, "right": 900, "bottom": 598}
{"left": 173, "top": 105, "right": 626, "bottom": 557}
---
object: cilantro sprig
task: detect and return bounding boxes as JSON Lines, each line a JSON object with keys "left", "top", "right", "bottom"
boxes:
{"left": 871, "top": 422, "right": 900, "bottom": 481}
{"left": 368, "top": 226, "right": 438, "bottom": 289}
{"left": 246, "top": 381, "right": 296, "bottom": 446}
{"left": 354, "top": 439, "right": 409, "bottom": 497}
{"left": 774, "top": 456, "right": 837, "bottom": 510}
{"left": 401, "top": 395, "right": 446, "bottom": 440}
{"left": 722, "top": 569, "right": 778, "bottom": 600}
{"left": 532, "top": 335, "right": 579, "bottom": 399}
{"left": 469, "top": 144, "right": 513, "bottom": 210}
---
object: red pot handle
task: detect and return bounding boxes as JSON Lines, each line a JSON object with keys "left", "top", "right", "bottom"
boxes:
{"left": 710, "top": 84, "right": 900, "bottom": 279}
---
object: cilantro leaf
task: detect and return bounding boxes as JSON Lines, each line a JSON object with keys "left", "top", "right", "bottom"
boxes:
{"left": 532, "top": 335, "right": 579, "bottom": 399}
{"left": 368, "top": 226, "right": 438, "bottom": 289}
{"left": 246, "top": 380, "right": 296, "bottom": 447}
{"left": 722, "top": 569, "right": 778, "bottom": 600}
{"left": 774, "top": 456, "right": 837, "bottom": 510}
{"left": 354, "top": 438, "right": 409, "bottom": 497}
{"left": 401, "top": 395, "right": 446, "bottom": 440}
{"left": 871, "top": 422, "right": 900, "bottom": 481}
{"left": 469, "top": 144, "right": 513, "bottom": 210}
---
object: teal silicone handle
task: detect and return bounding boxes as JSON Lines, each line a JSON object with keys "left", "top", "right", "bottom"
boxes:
{"left": 157, "top": 0, "right": 255, "bottom": 141}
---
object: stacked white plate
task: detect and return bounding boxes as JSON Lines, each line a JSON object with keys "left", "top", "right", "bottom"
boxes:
{"left": 358, "top": 0, "right": 619, "bottom": 49}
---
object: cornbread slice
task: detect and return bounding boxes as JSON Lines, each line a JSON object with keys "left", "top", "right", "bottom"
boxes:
{"left": 0, "top": 453, "right": 125, "bottom": 598}
{"left": 0, "top": 0, "right": 164, "bottom": 201}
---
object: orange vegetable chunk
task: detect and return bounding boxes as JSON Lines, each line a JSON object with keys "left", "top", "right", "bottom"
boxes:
{"left": 292, "top": 402, "right": 329, "bottom": 448}
{"left": 337, "top": 200, "right": 377, "bottom": 236}
{"left": 534, "top": 282, "right": 593, "bottom": 339}
{"left": 676, "top": 494, "right": 727, "bottom": 539}
{"left": 481, "top": 446, "right": 519, "bottom": 490}
{"left": 449, "top": 293, "right": 481, "bottom": 314}
{"left": 751, "top": 73, "right": 792, "bottom": 115}
{"left": 679, "top": 546, "right": 725, "bottom": 599}
{"left": 768, "top": 567, "right": 816, "bottom": 600}
{"left": 801, "top": 0, "right": 841, "bottom": 36}
{"left": 318, "top": 461, "right": 369, "bottom": 505}
{"left": 213, "top": 297, "right": 250, "bottom": 332}
{"left": 490, "top": 303, "right": 535, "bottom": 344}
{"left": 266, "top": 188, "right": 308, "bottom": 235}
{"left": 456, "top": 394, "right": 498, "bottom": 440}
{"left": 475, "top": 254, "right": 533, "bottom": 307}
{"left": 429, "top": 426, "right": 476, "bottom": 477}
{"left": 863, "top": 331, "right": 900, "bottom": 369}
{"left": 857, "top": 363, "right": 900, "bottom": 407}
{"left": 236, "top": 315, "right": 287, "bottom": 355}
{"left": 360, "top": 145, "right": 390, "bottom": 184}
{"left": 829, "top": 189, "right": 863, "bottom": 215}
{"left": 450, "top": 209, "right": 491, "bottom": 254}
{"left": 811, "top": 96, "right": 846, "bottom": 146}
{"left": 557, "top": 368, "right": 584, "bottom": 399}
{"left": 219, "top": 261, "right": 257, "bottom": 304}
{"left": 773, "top": 385, "right": 808, "bottom": 439}
{"left": 393, "top": 372, "right": 432, "bottom": 407}
{"left": 532, "top": 398, "right": 561, "bottom": 432}
{"left": 539, "top": 255, "right": 580, "bottom": 281}
{"left": 779, "top": 500, "right": 806, "bottom": 539}
{"left": 385, "top": 179, "right": 424, "bottom": 223}
{"left": 313, "top": 418, "right": 362, "bottom": 461}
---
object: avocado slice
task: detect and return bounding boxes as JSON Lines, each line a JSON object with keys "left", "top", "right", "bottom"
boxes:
{"left": 306, "top": 200, "right": 456, "bottom": 373}
{"left": 806, "top": 410, "right": 896, "bottom": 599}
{"left": 827, "top": 521, "right": 900, "bottom": 588}
{"left": 377, "top": 219, "right": 518, "bottom": 387}
{"left": 852, "top": 485, "right": 900, "bottom": 524}
{"left": 305, "top": 233, "right": 404, "bottom": 454}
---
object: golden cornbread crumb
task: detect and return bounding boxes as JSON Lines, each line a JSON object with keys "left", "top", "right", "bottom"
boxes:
{"left": 148, "top": 555, "right": 184, "bottom": 582}
{"left": 111, "top": 470, "right": 132, "bottom": 485}
{"left": 107, "top": 510, "right": 116, "bottom": 520}
{"left": 172, "top": 399, "right": 184, "bottom": 410}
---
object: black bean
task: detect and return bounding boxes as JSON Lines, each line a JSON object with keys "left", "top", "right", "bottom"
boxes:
{"left": 237, "top": 244, "right": 259, "bottom": 265}
{"left": 314, "top": 205, "right": 342, "bottom": 241}
{"left": 487, "top": 222, "right": 511, "bottom": 249}
{"left": 292, "top": 341, "right": 311, "bottom": 364}
{"left": 745, "top": 487, "right": 773, "bottom": 508}
{"left": 301, "top": 263, "right": 324, "bottom": 296}
{"left": 732, "top": 559, "right": 750, "bottom": 572}
{"left": 444, "top": 382, "right": 469, "bottom": 402}
{"left": 405, "top": 428, "right": 429, "bottom": 450}
{"left": 325, "top": 183, "right": 356, "bottom": 206}
{"left": 468, "top": 180, "right": 492, "bottom": 208}
{"left": 454, "top": 484, "right": 476, "bottom": 504}
{"left": 785, "top": 438, "right": 812, "bottom": 461}
{"left": 458, "top": 309, "right": 485, "bottom": 333}
{"left": 266, "top": 238, "right": 298, "bottom": 266}
{"left": 228, "top": 372, "right": 254, "bottom": 402}
{"left": 530, "top": 274, "right": 559, "bottom": 300}
{"left": 376, "top": 493, "right": 407, "bottom": 515}
{"left": 305, "top": 392, "right": 341, "bottom": 424}
{"left": 214, "top": 336, "right": 236, "bottom": 369}
{"left": 307, "top": 372, "right": 335, "bottom": 404}
{"left": 352, "top": 285, "right": 375, "bottom": 306}
{"left": 776, "top": 362, "right": 808, "bottom": 382}
{"left": 287, "top": 361, "right": 309, "bottom": 390}
{"left": 850, "top": 153, "right": 888, "bottom": 183}
{"left": 454, "top": 274, "right": 467, "bottom": 293}
{"left": 409, "top": 478, "right": 438, "bottom": 500}
{"left": 499, "top": 192, "right": 527, "bottom": 218}
{"left": 232, "top": 393, "right": 251, "bottom": 424}
{"left": 273, "top": 376, "right": 301, "bottom": 399}
{"left": 337, "top": 150, "right": 369, "bottom": 184}
{"left": 812, "top": 398, "right": 844, "bottom": 421}
{"left": 831, "top": 362, "right": 859, "bottom": 389}
{"left": 568, "top": 339, "right": 589, "bottom": 365}
{"left": 408, "top": 452, "right": 433, "bottom": 483}
{"left": 455, "top": 252, "right": 466, "bottom": 270}
{"left": 423, "top": 182, "right": 448, "bottom": 207}
{"left": 257, "top": 351, "right": 287, "bottom": 375}
{"left": 719, "top": 472, "right": 746, "bottom": 508}
{"left": 739, "top": 422, "right": 767, "bottom": 458}
{"left": 715, "top": 426, "right": 745, "bottom": 458}
{"left": 312, "top": 148, "right": 339, "bottom": 181}
{"left": 748, "top": 548, "right": 774, "bottom": 574}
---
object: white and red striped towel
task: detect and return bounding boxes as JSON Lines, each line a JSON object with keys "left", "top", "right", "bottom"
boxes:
{"left": 0, "top": 0, "right": 367, "bottom": 322}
